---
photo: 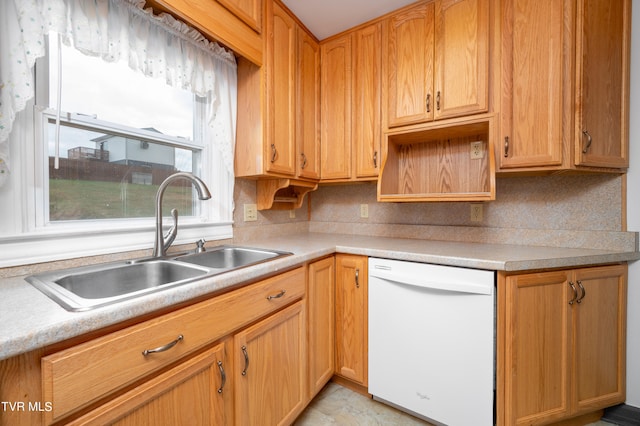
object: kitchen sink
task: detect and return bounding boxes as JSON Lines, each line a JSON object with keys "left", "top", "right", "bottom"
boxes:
{"left": 173, "top": 245, "right": 289, "bottom": 269}
{"left": 26, "top": 246, "right": 291, "bottom": 312}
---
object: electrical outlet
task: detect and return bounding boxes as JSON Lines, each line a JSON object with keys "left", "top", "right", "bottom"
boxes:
{"left": 289, "top": 210, "right": 296, "bottom": 219}
{"left": 360, "top": 204, "right": 369, "bottom": 218}
{"left": 243, "top": 204, "right": 258, "bottom": 222}
{"left": 470, "top": 141, "right": 484, "bottom": 159}
{"left": 470, "top": 204, "right": 483, "bottom": 222}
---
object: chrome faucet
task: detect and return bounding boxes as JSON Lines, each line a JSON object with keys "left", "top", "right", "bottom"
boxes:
{"left": 153, "top": 172, "right": 211, "bottom": 258}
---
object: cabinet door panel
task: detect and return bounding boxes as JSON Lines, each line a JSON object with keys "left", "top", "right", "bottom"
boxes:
{"left": 234, "top": 301, "right": 306, "bottom": 426}
{"left": 320, "top": 35, "right": 352, "bottom": 179}
{"left": 573, "top": 265, "right": 626, "bottom": 412}
{"left": 266, "top": 2, "right": 296, "bottom": 175}
{"left": 575, "top": 0, "right": 629, "bottom": 168}
{"left": 297, "top": 29, "right": 321, "bottom": 179}
{"left": 504, "top": 271, "right": 571, "bottom": 425}
{"left": 308, "top": 257, "right": 335, "bottom": 397}
{"left": 217, "top": 0, "right": 262, "bottom": 33}
{"left": 434, "top": 0, "right": 489, "bottom": 120}
{"left": 499, "top": 0, "right": 565, "bottom": 168}
{"left": 353, "top": 23, "right": 382, "bottom": 178}
{"left": 386, "top": 2, "right": 435, "bottom": 127}
{"left": 335, "top": 254, "right": 367, "bottom": 385}
{"left": 69, "top": 344, "right": 228, "bottom": 426}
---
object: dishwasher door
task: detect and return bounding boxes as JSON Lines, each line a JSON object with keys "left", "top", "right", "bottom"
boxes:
{"left": 368, "top": 257, "right": 495, "bottom": 426}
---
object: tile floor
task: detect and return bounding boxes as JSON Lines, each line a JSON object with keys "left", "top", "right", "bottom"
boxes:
{"left": 294, "top": 382, "right": 616, "bottom": 426}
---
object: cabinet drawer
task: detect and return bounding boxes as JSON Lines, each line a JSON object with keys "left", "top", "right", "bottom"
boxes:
{"left": 42, "top": 267, "right": 305, "bottom": 424}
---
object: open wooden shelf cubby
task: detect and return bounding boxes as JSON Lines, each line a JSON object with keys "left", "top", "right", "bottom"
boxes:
{"left": 378, "top": 114, "right": 496, "bottom": 202}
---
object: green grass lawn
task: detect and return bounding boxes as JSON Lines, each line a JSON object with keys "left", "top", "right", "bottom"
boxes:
{"left": 49, "top": 179, "right": 195, "bottom": 220}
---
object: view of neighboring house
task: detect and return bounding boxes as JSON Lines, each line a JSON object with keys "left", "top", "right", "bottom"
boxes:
{"left": 65, "top": 128, "right": 176, "bottom": 185}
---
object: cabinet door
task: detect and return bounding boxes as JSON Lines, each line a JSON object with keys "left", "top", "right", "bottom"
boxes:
{"left": 297, "top": 28, "right": 321, "bottom": 180}
{"left": 353, "top": 23, "right": 382, "bottom": 179}
{"left": 572, "top": 265, "right": 626, "bottom": 413}
{"left": 503, "top": 271, "right": 572, "bottom": 425}
{"left": 574, "top": 0, "right": 630, "bottom": 168}
{"left": 69, "top": 344, "right": 229, "bottom": 426}
{"left": 217, "top": 0, "right": 262, "bottom": 33}
{"left": 434, "top": 0, "right": 489, "bottom": 120}
{"left": 234, "top": 301, "right": 306, "bottom": 426}
{"left": 335, "top": 254, "right": 367, "bottom": 385}
{"left": 386, "top": 2, "right": 435, "bottom": 127}
{"left": 499, "top": 0, "right": 567, "bottom": 169}
{"left": 320, "top": 34, "right": 352, "bottom": 179}
{"left": 266, "top": 1, "right": 296, "bottom": 176}
{"left": 307, "top": 256, "right": 335, "bottom": 398}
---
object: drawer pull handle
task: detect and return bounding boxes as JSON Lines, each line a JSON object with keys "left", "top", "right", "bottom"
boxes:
{"left": 568, "top": 282, "right": 578, "bottom": 305}
{"left": 241, "top": 345, "right": 250, "bottom": 376}
{"left": 266, "top": 289, "right": 286, "bottom": 301}
{"left": 142, "top": 334, "right": 183, "bottom": 356}
{"left": 577, "top": 280, "right": 586, "bottom": 303}
{"left": 217, "top": 360, "right": 226, "bottom": 393}
{"left": 355, "top": 268, "right": 360, "bottom": 288}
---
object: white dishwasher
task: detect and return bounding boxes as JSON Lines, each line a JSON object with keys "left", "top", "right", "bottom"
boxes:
{"left": 368, "top": 257, "right": 495, "bottom": 426}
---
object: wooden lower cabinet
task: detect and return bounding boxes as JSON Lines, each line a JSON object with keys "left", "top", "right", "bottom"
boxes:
{"left": 307, "top": 256, "right": 335, "bottom": 398}
{"left": 234, "top": 301, "right": 307, "bottom": 425}
{"left": 335, "top": 254, "right": 368, "bottom": 386}
{"left": 67, "top": 343, "right": 230, "bottom": 425}
{"left": 498, "top": 264, "right": 626, "bottom": 426}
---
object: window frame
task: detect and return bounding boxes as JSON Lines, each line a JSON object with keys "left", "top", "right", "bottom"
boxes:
{"left": 0, "top": 40, "right": 234, "bottom": 268}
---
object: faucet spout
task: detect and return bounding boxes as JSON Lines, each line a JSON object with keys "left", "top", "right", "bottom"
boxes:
{"left": 153, "top": 172, "right": 212, "bottom": 258}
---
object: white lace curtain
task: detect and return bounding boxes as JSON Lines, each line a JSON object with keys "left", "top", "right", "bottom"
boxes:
{"left": 0, "top": 0, "right": 237, "bottom": 176}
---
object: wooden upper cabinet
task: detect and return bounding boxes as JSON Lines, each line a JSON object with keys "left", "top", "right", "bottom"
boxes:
{"left": 574, "top": 0, "right": 630, "bottom": 169}
{"left": 386, "top": 2, "right": 435, "bottom": 127}
{"left": 320, "top": 34, "right": 352, "bottom": 180}
{"left": 297, "top": 28, "right": 321, "bottom": 180}
{"left": 320, "top": 22, "right": 381, "bottom": 182}
{"left": 434, "top": 0, "right": 488, "bottom": 120}
{"left": 353, "top": 23, "right": 382, "bottom": 179}
{"left": 499, "top": 0, "right": 567, "bottom": 169}
{"left": 217, "top": 0, "right": 263, "bottom": 33}
{"left": 499, "top": 0, "right": 630, "bottom": 172}
{"left": 266, "top": 1, "right": 297, "bottom": 176}
{"left": 385, "top": 0, "right": 488, "bottom": 128}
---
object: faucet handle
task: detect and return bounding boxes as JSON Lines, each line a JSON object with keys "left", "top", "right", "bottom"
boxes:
{"left": 163, "top": 208, "right": 178, "bottom": 252}
{"left": 195, "top": 238, "right": 206, "bottom": 253}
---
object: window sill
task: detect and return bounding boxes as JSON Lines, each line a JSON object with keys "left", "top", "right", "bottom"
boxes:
{"left": 0, "top": 222, "right": 233, "bottom": 268}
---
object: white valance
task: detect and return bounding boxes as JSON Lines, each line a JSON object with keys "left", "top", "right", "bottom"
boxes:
{"left": 0, "top": 0, "right": 237, "bottom": 174}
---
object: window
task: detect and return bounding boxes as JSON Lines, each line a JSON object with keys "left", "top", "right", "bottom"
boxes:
{"left": 42, "top": 34, "right": 206, "bottom": 222}
{"left": 0, "top": 1, "right": 236, "bottom": 267}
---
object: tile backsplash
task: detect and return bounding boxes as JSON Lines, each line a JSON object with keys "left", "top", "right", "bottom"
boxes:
{"left": 234, "top": 174, "right": 637, "bottom": 251}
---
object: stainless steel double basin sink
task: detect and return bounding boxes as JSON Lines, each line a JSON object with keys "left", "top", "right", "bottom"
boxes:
{"left": 26, "top": 246, "right": 292, "bottom": 311}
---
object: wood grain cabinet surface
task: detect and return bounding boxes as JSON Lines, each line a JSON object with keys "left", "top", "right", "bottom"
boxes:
{"left": 384, "top": 0, "right": 489, "bottom": 128}
{"left": 320, "top": 22, "right": 382, "bottom": 182}
{"left": 334, "top": 254, "right": 368, "bottom": 386}
{"left": 499, "top": 0, "right": 630, "bottom": 173}
{"left": 40, "top": 267, "right": 305, "bottom": 425}
{"left": 498, "top": 264, "right": 627, "bottom": 425}
{"left": 236, "top": 0, "right": 320, "bottom": 182}
{"left": 307, "top": 256, "right": 336, "bottom": 398}
{"left": 234, "top": 301, "right": 307, "bottom": 425}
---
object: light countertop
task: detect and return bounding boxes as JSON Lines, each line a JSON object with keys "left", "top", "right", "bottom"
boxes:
{"left": 1, "top": 232, "right": 638, "bottom": 361}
